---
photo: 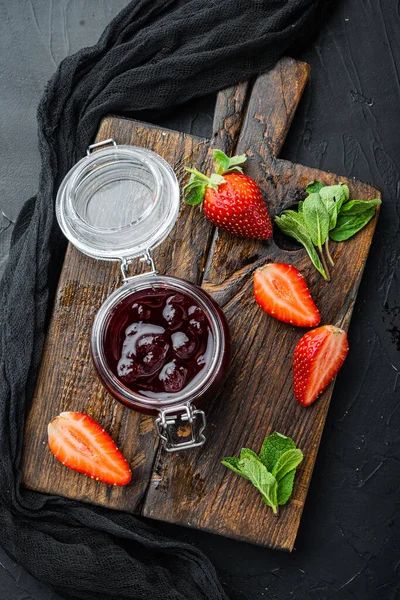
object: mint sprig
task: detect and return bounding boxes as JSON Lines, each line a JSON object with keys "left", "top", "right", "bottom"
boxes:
{"left": 275, "top": 181, "right": 381, "bottom": 281}
{"left": 274, "top": 211, "right": 327, "bottom": 279}
{"left": 222, "top": 432, "right": 303, "bottom": 516}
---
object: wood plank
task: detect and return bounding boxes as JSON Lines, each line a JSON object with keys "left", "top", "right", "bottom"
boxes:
{"left": 141, "top": 59, "right": 381, "bottom": 550}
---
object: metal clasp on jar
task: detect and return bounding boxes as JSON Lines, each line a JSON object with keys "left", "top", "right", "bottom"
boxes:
{"left": 120, "top": 250, "right": 158, "bottom": 283}
{"left": 155, "top": 404, "right": 206, "bottom": 451}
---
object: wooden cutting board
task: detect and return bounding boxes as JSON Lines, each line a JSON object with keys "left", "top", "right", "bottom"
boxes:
{"left": 21, "top": 57, "right": 381, "bottom": 551}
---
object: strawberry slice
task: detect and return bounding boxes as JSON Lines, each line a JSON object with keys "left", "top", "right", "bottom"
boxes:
{"left": 48, "top": 412, "right": 132, "bottom": 485}
{"left": 254, "top": 263, "right": 321, "bottom": 327}
{"left": 184, "top": 150, "right": 272, "bottom": 240}
{"left": 293, "top": 325, "right": 349, "bottom": 406}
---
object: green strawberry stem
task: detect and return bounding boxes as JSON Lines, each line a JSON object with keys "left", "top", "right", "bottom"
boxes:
{"left": 184, "top": 150, "right": 248, "bottom": 205}
{"left": 185, "top": 168, "right": 224, "bottom": 190}
{"left": 185, "top": 168, "right": 210, "bottom": 183}
{"left": 317, "top": 246, "right": 331, "bottom": 282}
{"left": 213, "top": 149, "right": 247, "bottom": 175}
{"left": 325, "top": 239, "right": 335, "bottom": 267}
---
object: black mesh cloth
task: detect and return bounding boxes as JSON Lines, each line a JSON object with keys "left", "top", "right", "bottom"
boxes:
{"left": 0, "top": 1, "right": 323, "bottom": 598}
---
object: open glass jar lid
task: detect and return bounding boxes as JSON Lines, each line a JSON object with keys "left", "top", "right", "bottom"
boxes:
{"left": 56, "top": 139, "right": 232, "bottom": 452}
{"left": 56, "top": 139, "right": 180, "bottom": 261}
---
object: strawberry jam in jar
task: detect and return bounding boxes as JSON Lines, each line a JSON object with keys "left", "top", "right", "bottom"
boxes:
{"left": 56, "top": 139, "right": 231, "bottom": 451}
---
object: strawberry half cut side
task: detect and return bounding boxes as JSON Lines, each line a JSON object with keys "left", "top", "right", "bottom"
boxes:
{"left": 293, "top": 325, "right": 349, "bottom": 406}
{"left": 48, "top": 412, "right": 132, "bottom": 485}
{"left": 254, "top": 263, "right": 321, "bottom": 327}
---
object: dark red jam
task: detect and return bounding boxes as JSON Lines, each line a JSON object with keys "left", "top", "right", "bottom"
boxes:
{"left": 103, "top": 288, "right": 214, "bottom": 399}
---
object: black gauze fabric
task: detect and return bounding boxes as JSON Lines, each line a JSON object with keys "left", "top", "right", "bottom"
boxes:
{"left": 0, "top": 1, "right": 323, "bottom": 598}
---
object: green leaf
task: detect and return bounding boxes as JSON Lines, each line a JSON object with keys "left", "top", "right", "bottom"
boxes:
{"left": 320, "top": 183, "right": 349, "bottom": 210}
{"left": 260, "top": 432, "right": 296, "bottom": 472}
{"left": 209, "top": 173, "right": 225, "bottom": 187}
{"left": 318, "top": 190, "right": 338, "bottom": 229}
{"left": 213, "top": 149, "right": 247, "bottom": 175}
{"left": 275, "top": 211, "right": 328, "bottom": 280}
{"left": 330, "top": 207, "right": 375, "bottom": 241}
{"left": 239, "top": 456, "right": 278, "bottom": 513}
{"left": 221, "top": 457, "right": 244, "bottom": 477}
{"left": 222, "top": 432, "right": 303, "bottom": 515}
{"left": 213, "top": 150, "right": 230, "bottom": 175}
{"left": 306, "top": 180, "right": 324, "bottom": 194}
{"left": 318, "top": 184, "right": 350, "bottom": 228}
{"left": 227, "top": 154, "right": 247, "bottom": 167}
{"left": 339, "top": 198, "right": 381, "bottom": 216}
{"left": 302, "top": 193, "right": 330, "bottom": 248}
{"left": 184, "top": 183, "right": 206, "bottom": 205}
{"left": 183, "top": 166, "right": 225, "bottom": 204}
{"left": 272, "top": 449, "right": 303, "bottom": 481}
{"left": 277, "top": 470, "right": 296, "bottom": 505}
{"left": 298, "top": 201, "right": 304, "bottom": 213}
{"left": 342, "top": 183, "right": 350, "bottom": 202}
{"left": 240, "top": 448, "right": 261, "bottom": 462}
{"left": 221, "top": 449, "right": 262, "bottom": 480}
{"left": 320, "top": 194, "right": 338, "bottom": 230}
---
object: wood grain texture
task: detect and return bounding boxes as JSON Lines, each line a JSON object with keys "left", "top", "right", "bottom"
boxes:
{"left": 141, "top": 58, "right": 381, "bottom": 550}
{"left": 21, "top": 57, "right": 381, "bottom": 551}
{"left": 21, "top": 120, "right": 215, "bottom": 512}
{"left": 211, "top": 80, "right": 250, "bottom": 154}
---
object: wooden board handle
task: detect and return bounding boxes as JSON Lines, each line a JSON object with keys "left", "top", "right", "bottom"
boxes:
{"left": 237, "top": 57, "right": 310, "bottom": 159}
{"left": 212, "top": 81, "right": 250, "bottom": 154}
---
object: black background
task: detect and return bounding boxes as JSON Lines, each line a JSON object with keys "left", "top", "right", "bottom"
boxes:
{"left": 0, "top": 1, "right": 399, "bottom": 599}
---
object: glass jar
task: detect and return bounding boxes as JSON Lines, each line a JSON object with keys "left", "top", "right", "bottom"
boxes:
{"left": 56, "top": 139, "right": 231, "bottom": 451}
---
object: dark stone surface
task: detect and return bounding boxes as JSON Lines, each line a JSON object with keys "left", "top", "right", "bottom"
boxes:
{"left": 0, "top": 1, "right": 399, "bottom": 599}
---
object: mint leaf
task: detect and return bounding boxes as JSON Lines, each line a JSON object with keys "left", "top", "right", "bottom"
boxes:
{"left": 339, "top": 198, "right": 381, "bottom": 216}
{"left": 341, "top": 183, "right": 350, "bottom": 202}
{"left": 320, "top": 193, "right": 338, "bottom": 230}
{"left": 240, "top": 448, "right": 260, "bottom": 462}
{"left": 306, "top": 180, "right": 324, "bottom": 194}
{"left": 277, "top": 470, "right": 296, "bottom": 505}
{"left": 239, "top": 456, "right": 278, "bottom": 514}
{"left": 302, "top": 193, "right": 330, "bottom": 248}
{"left": 221, "top": 448, "right": 261, "bottom": 479}
{"left": 272, "top": 449, "right": 303, "bottom": 481}
{"left": 260, "top": 432, "right": 296, "bottom": 472}
{"left": 222, "top": 432, "right": 303, "bottom": 515}
{"left": 275, "top": 211, "right": 328, "bottom": 280}
{"left": 320, "top": 184, "right": 349, "bottom": 212}
{"left": 221, "top": 457, "right": 244, "bottom": 477}
{"left": 330, "top": 207, "right": 375, "bottom": 241}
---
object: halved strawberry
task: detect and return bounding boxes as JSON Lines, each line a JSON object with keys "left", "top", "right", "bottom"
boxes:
{"left": 48, "top": 412, "right": 132, "bottom": 485}
{"left": 254, "top": 263, "right": 320, "bottom": 327}
{"left": 293, "top": 325, "right": 349, "bottom": 406}
{"left": 184, "top": 149, "right": 272, "bottom": 240}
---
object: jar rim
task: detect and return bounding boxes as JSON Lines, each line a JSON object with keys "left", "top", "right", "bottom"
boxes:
{"left": 56, "top": 144, "right": 180, "bottom": 261}
{"left": 91, "top": 275, "right": 226, "bottom": 409}
{"left": 67, "top": 148, "right": 162, "bottom": 234}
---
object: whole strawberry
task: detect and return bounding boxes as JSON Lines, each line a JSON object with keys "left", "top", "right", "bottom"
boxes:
{"left": 184, "top": 150, "right": 272, "bottom": 240}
